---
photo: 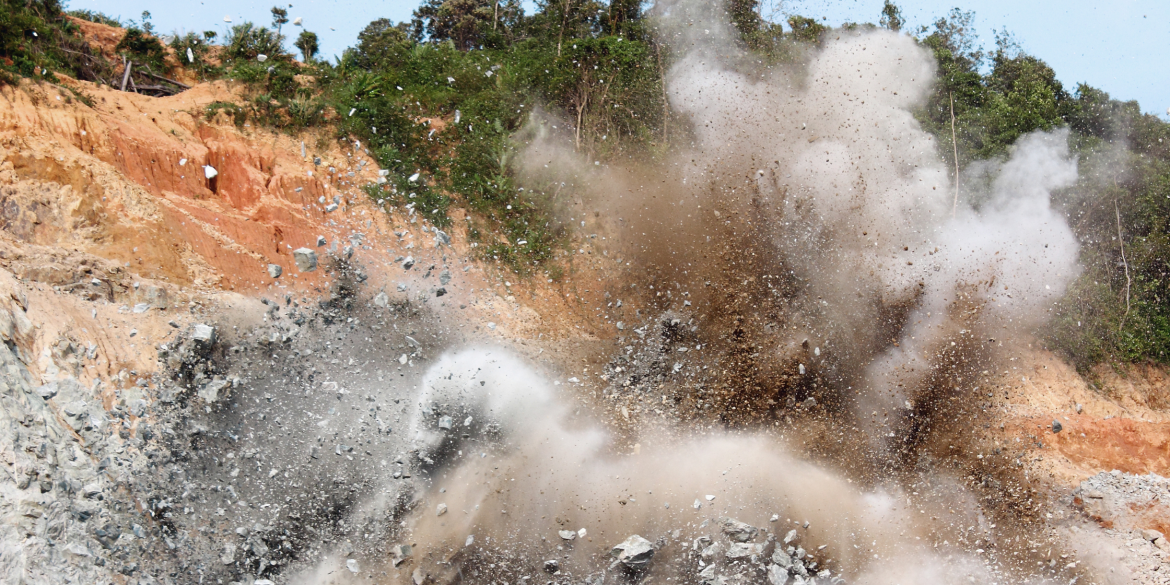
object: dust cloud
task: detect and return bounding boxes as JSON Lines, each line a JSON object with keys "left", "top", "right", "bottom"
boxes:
{"left": 518, "top": 0, "right": 1081, "bottom": 453}
{"left": 398, "top": 348, "right": 999, "bottom": 585}
{"left": 294, "top": 2, "right": 1087, "bottom": 583}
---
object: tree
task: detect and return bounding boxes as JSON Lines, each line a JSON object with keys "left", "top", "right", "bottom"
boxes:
{"left": 787, "top": 15, "right": 826, "bottom": 44}
{"left": 271, "top": 6, "right": 289, "bottom": 37}
{"left": 355, "top": 18, "right": 412, "bottom": 69}
{"left": 605, "top": 0, "right": 641, "bottom": 36}
{"left": 225, "top": 22, "right": 283, "bottom": 60}
{"left": 728, "top": 0, "right": 761, "bottom": 39}
{"left": 140, "top": 10, "right": 154, "bottom": 34}
{"left": 294, "top": 30, "right": 318, "bottom": 62}
{"left": 923, "top": 8, "right": 982, "bottom": 70}
{"left": 880, "top": 0, "right": 904, "bottom": 32}
{"left": 411, "top": 0, "right": 495, "bottom": 50}
{"left": 531, "top": 0, "right": 603, "bottom": 56}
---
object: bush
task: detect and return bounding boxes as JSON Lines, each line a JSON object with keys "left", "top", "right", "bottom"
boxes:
{"left": 224, "top": 22, "right": 283, "bottom": 62}
{"left": 67, "top": 9, "right": 120, "bottom": 27}
{"left": 170, "top": 32, "right": 221, "bottom": 80}
{"left": 115, "top": 27, "right": 169, "bottom": 73}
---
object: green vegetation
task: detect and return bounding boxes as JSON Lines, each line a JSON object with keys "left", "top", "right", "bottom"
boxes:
{"left": 0, "top": 0, "right": 112, "bottom": 84}
{"left": 907, "top": 7, "right": 1170, "bottom": 368}
{"left": 0, "top": 0, "right": 1166, "bottom": 366}
{"left": 66, "top": 9, "right": 120, "bottom": 27}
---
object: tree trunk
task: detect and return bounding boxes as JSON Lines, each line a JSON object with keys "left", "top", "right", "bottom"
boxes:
{"left": 120, "top": 58, "right": 132, "bottom": 91}
{"left": 557, "top": 0, "right": 572, "bottom": 58}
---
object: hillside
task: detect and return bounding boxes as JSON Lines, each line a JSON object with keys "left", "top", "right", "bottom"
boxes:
{"left": 0, "top": 3, "right": 1167, "bottom": 585}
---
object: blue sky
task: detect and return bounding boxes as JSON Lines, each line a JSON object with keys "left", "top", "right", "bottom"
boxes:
{"left": 81, "top": 0, "right": 1168, "bottom": 117}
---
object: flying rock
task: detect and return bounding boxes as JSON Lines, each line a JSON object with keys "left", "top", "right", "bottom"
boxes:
{"left": 726, "top": 542, "right": 764, "bottom": 560}
{"left": 611, "top": 535, "right": 654, "bottom": 570}
{"left": 1052, "top": 420, "right": 1062, "bottom": 433}
{"left": 559, "top": 530, "right": 577, "bottom": 540}
{"left": 767, "top": 564, "right": 790, "bottom": 585}
{"left": 267, "top": 264, "right": 282, "bottom": 278}
{"left": 192, "top": 324, "right": 216, "bottom": 345}
{"left": 293, "top": 248, "right": 317, "bottom": 272}
{"left": 721, "top": 517, "right": 759, "bottom": 542}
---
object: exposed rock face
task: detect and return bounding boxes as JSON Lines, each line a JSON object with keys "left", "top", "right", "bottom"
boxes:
{"left": 0, "top": 331, "right": 162, "bottom": 584}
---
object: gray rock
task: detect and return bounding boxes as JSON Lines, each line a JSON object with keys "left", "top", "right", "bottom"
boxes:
{"left": 558, "top": 530, "right": 577, "bottom": 540}
{"left": 293, "top": 248, "right": 318, "bottom": 272}
{"left": 436, "top": 503, "right": 447, "bottom": 516}
{"left": 439, "top": 270, "right": 451, "bottom": 285}
{"left": 1052, "top": 420, "right": 1062, "bottom": 433}
{"left": 544, "top": 559, "right": 559, "bottom": 573}
{"left": 772, "top": 548, "right": 793, "bottom": 568}
{"left": 699, "top": 565, "right": 719, "bottom": 585}
{"left": 144, "top": 285, "right": 168, "bottom": 309}
{"left": 267, "top": 264, "right": 282, "bottom": 278}
{"left": 611, "top": 534, "right": 654, "bottom": 570}
{"left": 700, "top": 543, "right": 723, "bottom": 562}
{"left": 402, "top": 256, "right": 415, "bottom": 270}
{"left": 373, "top": 292, "right": 390, "bottom": 308}
{"left": 725, "top": 542, "right": 764, "bottom": 560}
{"left": 221, "top": 542, "right": 236, "bottom": 565}
{"left": 198, "top": 377, "right": 229, "bottom": 403}
{"left": 192, "top": 324, "right": 216, "bottom": 344}
{"left": 438, "top": 416, "right": 452, "bottom": 430}
{"left": 35, "top": 382, "right": 58, "bottom": 399}
{"left": 783, "top": 529, "right": 799, "bottom": 544}
{"left": 768, "top": 564, "right": 790, "bottom": 585}
{"left": 316, "top": 236, "right": 327, "bottom": 247}
{"left": 721, "top": 517, "right": 759, "bottom": 542}
{"left": 391, "top": 544, "right": 412, "bottom": 566}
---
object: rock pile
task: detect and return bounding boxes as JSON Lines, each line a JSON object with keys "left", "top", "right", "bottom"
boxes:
{"left": 691, "top": 518, "right": 843, "bottom": 585}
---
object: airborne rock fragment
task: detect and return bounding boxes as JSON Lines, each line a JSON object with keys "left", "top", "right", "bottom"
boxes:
{"left": 192, "top": 324, "right": 216, "bottom": 344}
{"left": 267, "top": 264, "right": 282, "bottom": 278}
{"left": 610, "top": 534, "right": 654, "bottom": 570}
{"left": 721, "top": 517, "right": 759, "bottom": 542}
{"left": 293, "top": 248, "right": 318, "bottom": 272}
